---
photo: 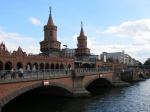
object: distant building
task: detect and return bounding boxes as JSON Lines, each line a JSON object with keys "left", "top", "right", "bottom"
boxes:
{"left": 89, "top": 54, "right": 101, "bottom": 62}
{"left": 60, "top": 48, "right": 75, "bottom": 57}
{"left": 100, "top": 50, "right": 139, "bottom": 66}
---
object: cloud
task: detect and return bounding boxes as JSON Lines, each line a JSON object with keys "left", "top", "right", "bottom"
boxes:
{"left": 72, "top": 34, "right": 78, "bottom": 41}
{"left": 0, "top": 27, "right": 40, "bottom": 54}
{"left": 29, "top": 17, "right": 42, "bottom": 25}
{"left": 103, "top": 19, "right": 150, "bottom": 44}
{"left": 22, "top": 45, "right": 40, "bottom": 54}
{"left": 0, "top": 31, "right": 34, "bottom": 42}
{"left": 95, "top": 19, "right": 150, "bottom": 62}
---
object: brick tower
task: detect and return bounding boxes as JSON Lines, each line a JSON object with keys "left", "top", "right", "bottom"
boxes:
{"left": 75, "top": 22, "right": 90, "bottom": 61}
{"left": 40, "top": 7, "right": 61, "bottom": 56}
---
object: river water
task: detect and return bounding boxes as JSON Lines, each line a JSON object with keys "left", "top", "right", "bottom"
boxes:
{"left": 2, "top": 79, "right": 150, "bottom": 112}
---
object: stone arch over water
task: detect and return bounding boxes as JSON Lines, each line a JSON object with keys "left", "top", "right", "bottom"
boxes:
{"left": 84, "top": 76, "right": 113, "bottom": 88}
{"left": 0, "top": 81, "right": 43, "bottom": 111}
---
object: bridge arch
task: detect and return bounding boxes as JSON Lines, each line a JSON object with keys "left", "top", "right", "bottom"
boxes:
{"left": 84, "top": 76, "right": 113, "bottom": 88}
{"left": 145, "top": 72, "right": 149, "bottom": 76}
{"left": 138, "top": 73, "right": 144, "bottom": 79}
{"left": 48, "top": 82, "right": 73, "bottom": 94}
{"left": 0, "top": 81, "right": 43, "bottom": 110}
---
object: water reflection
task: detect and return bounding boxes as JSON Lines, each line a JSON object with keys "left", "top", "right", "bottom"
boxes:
{"left": 3, "top": 79, "right": 150, "bottom": 112}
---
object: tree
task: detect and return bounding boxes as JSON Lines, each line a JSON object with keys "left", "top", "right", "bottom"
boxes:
{"left": 138, "top": 62, "right": 143, "bottom": 65}
{"left": 144, "top": 60, "right": 150, "bottom": 65}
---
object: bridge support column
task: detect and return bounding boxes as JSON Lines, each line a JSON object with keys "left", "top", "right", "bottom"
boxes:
{"left": 73, "top": 76, "right": 90, "bottom": 97}
{"left": 113, "top": 71, "right": 130, "bottom": 86}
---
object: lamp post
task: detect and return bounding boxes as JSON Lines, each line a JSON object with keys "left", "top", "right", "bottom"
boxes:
{"left": 63, "top": 45, "right": 68, "bottom": 72}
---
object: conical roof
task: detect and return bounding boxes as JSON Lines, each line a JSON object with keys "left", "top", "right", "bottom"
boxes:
{"left": 47, "top": 7, "right": 54, "bottom": 25}
{"left": 80, "top": 22, "right": 85, "bottom": 36}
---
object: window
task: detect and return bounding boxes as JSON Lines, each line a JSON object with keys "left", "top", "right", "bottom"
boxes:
{"left": 50, "top": 31, "right": 52, "bottom": 36}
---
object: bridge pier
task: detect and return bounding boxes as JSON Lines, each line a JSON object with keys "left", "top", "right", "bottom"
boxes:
{"left": 73, "top": 75, "right": 90, "bottom": 97}
{"left": 73, "top": 88, "right": 90, "bottom": 97}
{"left": 113, "top": 71, "right": 130, "bottom": 86}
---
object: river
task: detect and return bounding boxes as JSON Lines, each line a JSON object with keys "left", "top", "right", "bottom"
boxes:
{"left": 2, "top": 79, "right": 150, "bottom": 112}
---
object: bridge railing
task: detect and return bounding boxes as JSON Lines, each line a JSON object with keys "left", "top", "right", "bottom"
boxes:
{"left": 0, "top": 68, "right": 113, "bottom": 80}
{"left": 73, "top": 68, "right": 113, "bottom": 76}
{"left": 0, "top": 69, "right": 72, "bottom": 79}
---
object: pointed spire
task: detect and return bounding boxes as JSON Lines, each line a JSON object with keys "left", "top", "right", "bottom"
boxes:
{"left": 80, "top": 21, "right": 85, "bottom": 36}
{"left": 47, "top": 6, "right": 54, "bottom": 25}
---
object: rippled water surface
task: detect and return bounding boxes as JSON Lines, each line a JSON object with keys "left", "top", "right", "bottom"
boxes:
{"left": 3, "top": 79, "right": 150, "bottom": 112}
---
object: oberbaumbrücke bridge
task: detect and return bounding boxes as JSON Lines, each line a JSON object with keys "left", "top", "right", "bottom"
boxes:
{"left": 0, "top": 68, "right": 149, "bottom": 112}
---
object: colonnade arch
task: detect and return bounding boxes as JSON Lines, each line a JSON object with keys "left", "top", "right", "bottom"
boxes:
{"left": 45, "top": 63, "right": 49, "bottom": 69}
{"left": 56, "top": 64, "right": 59, "bottom": 69}
{"left": 51, "top": 63, "right": 54, "bottom": 69}
{"left": 5, "top": 61, "right": 12, "bottom": 70}
{"left": 17, "top": 62, "right": 23, "bottom": 69}
{"left": 0, "top": 61, "right": 66, "bottom": 70}
{"left": 0, "top": 61, "right": 3, "bottom": 70}
{"left": 33, "top": 63, "right": 38, "bottom": 70}
{"left": 26, "top": 62, "right": 32, "bottom": 70}
{"left": 60, "top": 64, "right": 64, "bottom": 69}
{"left": 40, "top": 63, "right": 44, "bottom": 70}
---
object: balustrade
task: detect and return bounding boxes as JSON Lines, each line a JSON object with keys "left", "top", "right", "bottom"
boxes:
{"left": 0, "top": 68, "right": 113, "bottom": 80}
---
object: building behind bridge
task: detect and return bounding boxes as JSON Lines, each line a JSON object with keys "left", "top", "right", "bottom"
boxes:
{"left": 0, "top": 7, "right": 127, "bottom": 71}
{"left": 100, "top": 50, "right": 140, "bottom": 66}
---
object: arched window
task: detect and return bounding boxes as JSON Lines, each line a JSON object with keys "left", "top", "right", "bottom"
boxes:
{"left": 50, "top": 31, "right": 52, "bottom": 36}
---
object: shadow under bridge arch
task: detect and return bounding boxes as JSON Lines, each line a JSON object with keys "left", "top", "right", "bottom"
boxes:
{"left": 0, "top": 81, "right": 43, "bottom": 110}
{"left": 35, "top": 82, "right": 74, "bottom": 97}
{"left": 84, "top": 76, "right": 114, "bottom": 88}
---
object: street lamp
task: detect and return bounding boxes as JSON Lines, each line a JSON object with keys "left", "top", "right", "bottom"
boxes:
{"left": 63, "top": 45, "right": 68, "bottom": 72}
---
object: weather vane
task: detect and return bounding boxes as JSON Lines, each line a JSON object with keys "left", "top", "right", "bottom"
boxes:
{"left": 49, "top": 6, "right": 51, "bottom": 14}
{"left": 81, "top": 21, "right": 83, "bottom": 28}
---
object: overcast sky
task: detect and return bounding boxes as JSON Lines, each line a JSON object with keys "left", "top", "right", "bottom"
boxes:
{"left": 1, "top": 0, "right": 150, "bottom": 63}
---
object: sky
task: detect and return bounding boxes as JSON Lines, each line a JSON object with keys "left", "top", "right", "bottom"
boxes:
{"left": 0, "top": 0, "right": 150, "bottom": 63}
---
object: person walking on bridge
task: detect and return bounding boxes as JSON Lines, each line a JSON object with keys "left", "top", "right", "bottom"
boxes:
{"left": 19, "top": 68, "right": 23, "bottom": 78}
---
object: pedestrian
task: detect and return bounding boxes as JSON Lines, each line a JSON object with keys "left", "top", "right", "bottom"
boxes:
{"left": 19, "top": 68, "right": 23, "bottom": 78}
{"left": 11, "top": 68, "right": 14, "bottom": 78}
{"left": 27, "top": 64, "right": 30, "bottom": 74}
{"left": 33, "top": 65, "right": 36, "bottom": 72}
{"left": 0, "top": 70, "right": 3, "bottom": 79}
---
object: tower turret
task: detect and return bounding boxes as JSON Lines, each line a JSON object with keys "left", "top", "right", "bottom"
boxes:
{"left": 40, "top": 7, "right": 61, "bottom": 56}
{"left": 75, "top": 22, "right": 90, "bottom": 61}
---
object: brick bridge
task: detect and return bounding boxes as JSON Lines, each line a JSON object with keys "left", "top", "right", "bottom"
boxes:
{"left": 0, "top": 68, "right": 149, "bottom": 112}
{"left": 121, "top": 68, "right": 150, "bottom": 82}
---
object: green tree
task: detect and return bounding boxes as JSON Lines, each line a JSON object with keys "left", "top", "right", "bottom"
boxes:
{"left": 144, "top": 60, "right": 150, "bottom": 65}
{"left": 138, "top": 62, "right": 143, "bottom": 65}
